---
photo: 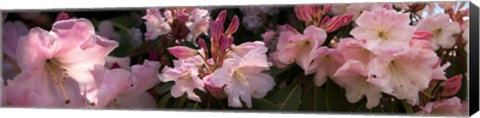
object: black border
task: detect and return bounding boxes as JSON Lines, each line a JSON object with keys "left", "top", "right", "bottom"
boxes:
{"left": 469, "top": 1, "right": 479, "bottom": 116}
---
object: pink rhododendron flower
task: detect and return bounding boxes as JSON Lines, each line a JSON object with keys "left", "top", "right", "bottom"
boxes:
{"left": 416, "top": 97, "right": 467, "bottom": 116}
{"left": 105, "top": 56, "right": 132, "bottom": 70}
{"left": 90, "top": 65, "right": 132, "bottom": 108}
{"left": 2, "top": 21, "right": 28, "bottom": 80}
{"left": 366, "top": 47, "right": 438, "bottom": 105}
{"left": 333, "top": 60, "right": 383, "bottom": 109}
{"left": 211, "top": 48, "right": 275, "bottom": 108}
{"left": 4, "top": 18, "right": 118, "bottom": 107}
{"left": 230, "top": 41, "right": 267, "bottom": 57}
{"left": 337, "top": 38, "right": 374, "bottom": 65}
{"left": 275, "top": 26, "right": 327, "bottom": 74}
{"left": 440, "top": 74, "right": 462, "bottom": 97}
{"left": 185, "top": 8, "right": 210, "bottom": 42}
{"left": 82, "top": 59, "right": 160, "bottom": 109}
{"left": 431, "top": 60, "right": 450, "bottom": 81}
{"left": 313, "top": 47, "right": 345, "bottom": 86}
{"left": 350, "top": 8, "right": 415, "bottom": 51}
{"left": 112, "top": 60, "right": 161, "bottom": 109}
{"left": 417, "top": 13, "right": 461, "bottom": 50}
{"left": 143, "top": 8, "right": 172, "bottom": 40}
{"left": 160, "top": 57, "right": 205, "bottom": 102}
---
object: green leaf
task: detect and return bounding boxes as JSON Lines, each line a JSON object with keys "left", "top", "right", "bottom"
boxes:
{"left": 402, "top": 100, "right": 414, "bottom": 113}
{"left": 325, "top": 79, "right": 354, "bottom": 111}
{"left": 268, "top": 84, "right": 302, "bottom": 111}
{"left": 156, "top": 82, "right": 174, "bottom": 95}
{"left": 251, "top": 98, "right": 279, "bottom": 110}
{"left": 185, "top": 102, "right": 200, "bottom": 109}
{"left": 299, "top": 86, "right": 327, "bottom": 111}
{"left": 158, "top": 93, "right": 172, "bottom": 108}
{"left": 172, "top": 95, "right": 188, "bottom": 108}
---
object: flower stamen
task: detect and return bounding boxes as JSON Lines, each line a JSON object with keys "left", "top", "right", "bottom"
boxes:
{"left": 45, "top": 59, "right": 71, "bottom": 104}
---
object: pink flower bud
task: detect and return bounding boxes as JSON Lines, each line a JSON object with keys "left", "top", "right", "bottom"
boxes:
{"left": 215, "top": 10, "right": 227, "bottom": 25}
{"left": 321, "top": 5, "right": 332, "bottom": 15}
{"left": 210, "top": 21, "right": 223, "bottom": 43}
{"left": 55, "top": 12, "right": 70, "bottom": 21}
{"left": 197, "top": 38, "right": 208, "bottom": 51}
{"left": 225, "top": 15, "right": 239, "bottom": 36}
{"left": 220, "top": 35, "right": 234, "bottom": 52}
{"left": 294, "top": 5, "right": 314, "bottom": 22}
{"left": 262, "top": 30, "right": 276, "bottom": 46}
{"left": 167, "top": 46, "right": 199, "bottom": 59}
{"left": 413, "top": 30, "right": 434, "bottom": 40}
{"left": 322, "top": 14, "right": 353, "bottom": 33}
{"left": 319, "top": 15, "right": 330, "bottom": 26}
{"left": 441, "top": 74, "right": 463, "bottom": 97}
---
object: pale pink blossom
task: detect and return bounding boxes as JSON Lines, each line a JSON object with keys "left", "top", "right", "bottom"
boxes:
{"left": 440, "top": 74, "right": 462, "bottom": 97}
{"left": 112, "top": 60, "right": 161, "bottom": 109}
{"left": 89, "top": 65, "right": 132, "bottom": 108}
{"left": 416, "top": 97, "right": 467, "bottom": 116}
{"left": 2, "top": 21, "right": 28, "bottom": 80}
{"left": 431, "top": 60, "right": 450, "bottom": 81}
{"left": 143, "top": 8, "right": 171, "bottom": 40}
{"left": 230, "top": 41, "right": 268, "bottom": 57}
{"left": 160, "top": 58, "right": 205, "bottom": 102}
{"left": 333, "top": 60, "right": 383, "bottom": 109}
{"left": 203, "top": 74, "right": 227, "bottom": 99}
{"left": 4, "top": 18, "right": 118, "bottom": 107}
{"left": 337, "top": 38, "right": 374, "bottom": 65}
{"left": 313, "top": 47, "right": 345, "bottom": 86}
{"left": 350, "top": 8, "right": 415, "bottom": 51}
{"left": 185, "top": 8, "right": 210, "bottom": 42}
{"left": 105, "top": 56, "right": 131, "bottom": 70}
{"left": 366, "top": 47, "right": 438, "bottom": 105}
{"left": 211, "top": 48, "right": 275, "bottom": 108}
{"left": 417, "top": 13, "right": 461, "bottom": 50}
{"left": 93, "top": 59, "right": 160, "bottom": 109}
{"left": 275, "top": 26, "right": 327, "bottom": 74}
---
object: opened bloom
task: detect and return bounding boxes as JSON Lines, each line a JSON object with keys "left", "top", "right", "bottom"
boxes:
{"left": 313, "top": 47, "right": 345, "bottom": 86}
{"left": 160, "top": 57, "right": 205, "bottom": 102}
{"left": 275, "top": 26, "right": 327, "bottom": 74}
{"left": 417, "top": 13, "right": 461, "bottom": 50}
{"left": 366, "top": 47, "right": 438, "bottom": 105}
{"left": 211, "top": 48, "right": 275, "bottom": 108}
{"left": 143, "top": 8, "right": 172, "bottom": 40}
{"left": 333, "top": 60, "right": 383, "bottom": 109}
{"left": 350, "top": 8, "right": 415, "bottom": 51}
{"left": 416, "top": 97, "right": 467, "bottom": 116}
{"left": 4, "top": 18, "right": 118, "bottom": 107}
{"left": 2, "top": 21, "right": 28, "bottom": 80}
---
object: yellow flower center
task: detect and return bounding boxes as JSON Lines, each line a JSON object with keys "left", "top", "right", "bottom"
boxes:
{"left": 44, "top": 59, "right": 70, "bottom": 104}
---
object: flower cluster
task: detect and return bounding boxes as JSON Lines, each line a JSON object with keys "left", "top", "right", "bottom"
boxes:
{"left": 0, "top": 1, "right": 470, "bottom": 116}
